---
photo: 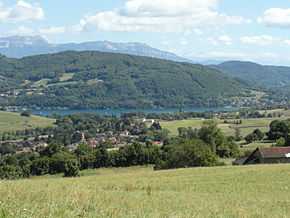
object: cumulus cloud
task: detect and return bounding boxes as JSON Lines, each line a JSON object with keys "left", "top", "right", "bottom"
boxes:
{"left": 240, "top": 35, "right": 279, "bottom": 46}
{"left": 39, "top": 26, "right": 66, "bottom": 35}
{"left": 208, "top": 35, "right": 233, "bottom": 46}
{"left": 0, "top": 1, "right": 44, "bottom": 22}
{"left": 258, "top": 8, "right": 290, "bottom": 28}
{"left": 240, "top": 35, "right": 290, "bottom": 47}
{"left": 218, "top": 35, "right": 232, "bottom": 45}
{"left": 79, "top": 0, "right": 249, "bottom": 32}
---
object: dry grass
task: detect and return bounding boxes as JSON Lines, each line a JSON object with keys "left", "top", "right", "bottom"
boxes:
{"left": 1, "top": 165, "right": 290, "bottom": 217}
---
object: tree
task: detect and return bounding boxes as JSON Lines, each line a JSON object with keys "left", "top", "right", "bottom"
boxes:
{"left": 253, "top": 129, "right": 264, "bottom": 141}
{"left": 198, "top": 120, "right": 224, "bottom": 154}
{"left": 275, "top": 137, "right": 286, "bottom": 147}
{"left": 245, "top": 129, "right": 265, "bottom": 144}
{"left": 178, "top": 127, "right": 198, "bottom": 139}
{"left": 245, "top": 133, "right": 257, "bottom": 144}
{"left": 40, "top": 144, "right": 63, "bottom": 157}
{"left": 49, "top": 151, "right": 76, "bottom": 174}
{"left": 267, "top": 120, "right": 290, "bottom": 140}
{"left": 31, "top": 157, "right": 50, "bottom": 176}
{"left": 0, "top": 144, "right": 16, "bottom": 155}
{"left": 0, "top": 165, "right": 24, "bottom": 180}
{"left": 217, "top": 137, "right": 240, "bottom": 158}
{"left": 150, "top": 122, "right": 162, "bottom": 131}
{"left": 154, "top": 139, "right": 219, "bottom": 170}
{"left": 234, "top": 128, "right": 242, "bottom": 141}
{"left": 64, "top": 159, "right": 80, "bottom": 177}
{"left": 75, "top": 144, "right": 95, "bottom": 170}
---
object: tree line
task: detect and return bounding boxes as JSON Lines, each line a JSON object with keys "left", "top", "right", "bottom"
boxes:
{"left": 0, "top": 118, "right": 240, "bottom": 179}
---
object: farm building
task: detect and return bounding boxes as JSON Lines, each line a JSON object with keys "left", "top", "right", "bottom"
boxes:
{"left": 234, "top": 147, "right": 290, "bottom": 165}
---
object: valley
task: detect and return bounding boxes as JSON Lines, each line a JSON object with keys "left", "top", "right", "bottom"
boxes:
{"left": 1, "top": 0, "right": 290, "bottom": 217}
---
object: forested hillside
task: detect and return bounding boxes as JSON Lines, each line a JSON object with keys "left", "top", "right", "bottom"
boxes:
{"left": 213, "top": 61, "right": 290, "bottom": 88}
{"left": 0, "top": 51, "right": 249, "bottom": 109}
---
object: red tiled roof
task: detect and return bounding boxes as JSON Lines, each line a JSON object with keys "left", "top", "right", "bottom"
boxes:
{"left": 259, "top": 147, "right": 290, "bottom": 158}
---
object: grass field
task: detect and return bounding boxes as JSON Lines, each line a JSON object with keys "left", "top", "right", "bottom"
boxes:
{"left": 239, "top": 140, "right": 273, "bottom": 151}
{"left": 1, "top": 165, "right": 290, "bottom": 217}
{"left": 0, "top": 111, "right": 55, "bottom": 133}
{"left": 161, "top": 118, "right": 276, "bottom": 137}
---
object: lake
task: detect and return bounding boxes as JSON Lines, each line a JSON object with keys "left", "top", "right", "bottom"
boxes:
{"left": 31, "top": 107, "right": 238, "bottom": 117}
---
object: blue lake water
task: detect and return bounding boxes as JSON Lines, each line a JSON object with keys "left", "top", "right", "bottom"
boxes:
{"left": 31, "top": 107, "right": 238, "bottom": 117}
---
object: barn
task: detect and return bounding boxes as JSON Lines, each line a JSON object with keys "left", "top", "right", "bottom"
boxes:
{"left": 235, "top": 147, "right": 290, "bottom": 165}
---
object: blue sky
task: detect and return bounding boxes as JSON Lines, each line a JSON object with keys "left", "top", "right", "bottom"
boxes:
{"left": 0, "top": 0, "right": 290, "bottom": 65}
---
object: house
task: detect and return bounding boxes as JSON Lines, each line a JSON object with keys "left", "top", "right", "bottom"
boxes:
{"left": 235, "top": 147, "right": 290, "bottom": 165}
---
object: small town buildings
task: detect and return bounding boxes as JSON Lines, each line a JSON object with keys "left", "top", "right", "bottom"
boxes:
{"left": 234, "top": 147, "right": 290, "bottom": 165}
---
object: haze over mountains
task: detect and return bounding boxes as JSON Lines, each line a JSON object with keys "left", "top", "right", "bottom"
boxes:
{"left": 0, "top": 36, "right": 189, "bottom": 63}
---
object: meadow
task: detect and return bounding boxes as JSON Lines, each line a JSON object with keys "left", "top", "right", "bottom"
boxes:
{"left": 1, "top": 165, "right": 290, "bottom": 218}
{"left": 161, "top": 118, "right": 275, "bottom": 137}
{"left": 0, "top": 111, "right": 55, "bottom": 133}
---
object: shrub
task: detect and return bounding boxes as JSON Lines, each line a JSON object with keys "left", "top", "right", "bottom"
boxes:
{"left": 20, "top": 111, "right": 31, "bottom": 117}
{"left": 0, "top": 165, "right": 24, "bottom": 180}
{"left": 245, "top": 133, "right": 257, "bottom": 144}
{"left": 64, "top": 159, "right": 80, "bottom": 177}
{"left": 245, "top": 129, "right": 265, "bottom": 144}
{"left": 31, "top": 157, "right": 50, "bottom": 176}
{"left": 253, "top": 129, "right": 264, "bottom": 141}
{"left": 275, "top": 137, "right": 286, "bottom": 147}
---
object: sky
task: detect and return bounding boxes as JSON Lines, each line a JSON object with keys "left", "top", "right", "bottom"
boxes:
{"left": 0, "top": 0, "right": 290, "bottom": 65}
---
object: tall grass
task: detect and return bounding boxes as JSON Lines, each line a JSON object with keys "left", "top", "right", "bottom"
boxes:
{"left": 1, "top": 165, "right": 290, "bottom": 217}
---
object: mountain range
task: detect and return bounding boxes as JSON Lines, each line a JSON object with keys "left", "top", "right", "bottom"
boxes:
{"left": 0, "top": 35, "right": 189, "bottom": 63}
{"left": 1, "top": 35, "right": 290, "bottom": 102}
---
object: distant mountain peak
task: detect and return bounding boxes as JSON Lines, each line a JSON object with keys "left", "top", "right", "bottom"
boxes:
{"left": 0, "top": 35, "right": 190, "bottom": 63}
{"left": 0, "top": 35, "right": 49, "bottom": 48}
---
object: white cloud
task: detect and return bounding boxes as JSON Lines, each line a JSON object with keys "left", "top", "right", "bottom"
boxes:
{"left": 208, "top": 35, "right": 233, "bottom": 46}
{"left": 240, "top": 35, "right": 290, "bottom": 47}
{"left": 193, "top": 29, "right": 203, "bottom": 35}
{"left": 258, "top": 8, "right": 290, "bottom": 28}
{"left": 4, "top": 25, "right": 69, "bottom": 38}
{"left": 0, "top": 1, "right": 44, "bottom": 22}
{"left": 218, "top": 35, "right": 232, "bottom": 45}
{"left": 285, "top": 40, "right": 290, "bottom": 45}
{"left": 39, "top": 26, "right": 66, "bottom": 35}
{"left": 79, "top": 0, "right": 249, "bottom": 32}
{"left": 121, "top": 0, "right": 219, "bottom": 17}
{"left": 240, "top": 35, "right": 279, "bottom": 46}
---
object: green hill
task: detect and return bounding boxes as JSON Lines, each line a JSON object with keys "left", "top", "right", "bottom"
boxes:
{"left": 0, "top": 111, "right": 55, "bottom": 133}
{"left": 0, "top": 51, "right": 248, "bottom": 109}
{"left": 1, "top": 164, "right": 290, "bottom": 217}
{"left": 213, "top": 61, "right": 290, "bottom": 88}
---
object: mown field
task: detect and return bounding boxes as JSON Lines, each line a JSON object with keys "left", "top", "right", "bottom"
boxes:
{"left": 1, "top": 165, "right": 290, "bottom": 218}
{"left": 161, "top": 118, "right": 276, "bottom": 137}
{"left": 0, "top": 111, "right": 55, "bottom": 133}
